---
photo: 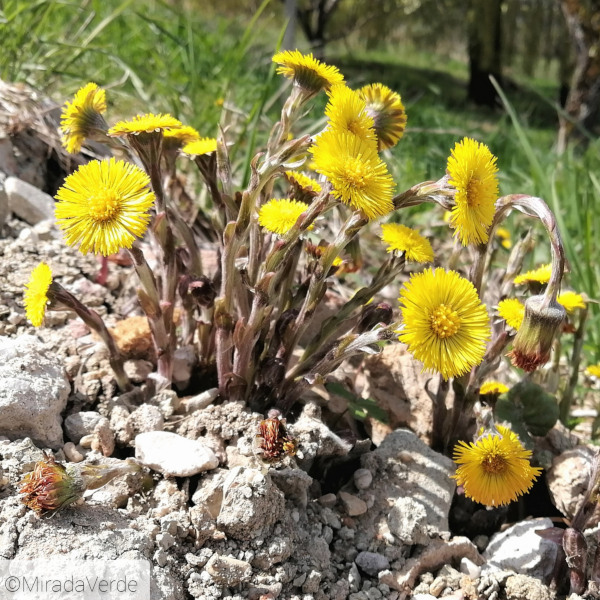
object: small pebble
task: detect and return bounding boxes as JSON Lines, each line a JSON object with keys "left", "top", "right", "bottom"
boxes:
{"left": 63, "top": 442, "right": 84, "bottom": 463}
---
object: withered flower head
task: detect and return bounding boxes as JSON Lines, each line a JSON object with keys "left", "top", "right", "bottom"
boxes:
{"left": 255, "top": 417, "right": 297, "bottom": 463}
{"left": 509, "top": 294, "right": 566, "bottom": 372}
{"left": 357, "top": 302, "right": 394, "bottom": 333}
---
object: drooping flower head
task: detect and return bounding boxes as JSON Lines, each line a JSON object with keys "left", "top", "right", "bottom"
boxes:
{"left": 479, "top": 381, "right": 510, "bottom": 395}
{"left": 60, "top": 82, "right": 108, "bottom": 154}
{"left": 557, "top": 290, "right": 586, "bottom": 313}
{"left": 498, "top": 298, "right": 525, "bottom": 330}
{"left": 259, "top": 198, "right": 310, "bottom": 235}
{"left": 452, "top": 425, "right": 542, "bottom": 507}
{"left": 24, "top": 262, "right": 53, "bottom": 327}
{"left": 325, "top": 84, "right": 376, "bottom": 143}
{"left": 55, "top": 157, "right": 155, "bottom": 256}
{"left": 310, "top": 129, "right": 394, "bottom": 220}
{"left": 358, "top": 83, "right": 407, "bottom": 150}
{"left": 514, "top": 263, "right": 551, "bottom": 286}
{"left": 284, "top": 170, "right": 322, "bottom": 203}
{"left": 272, "top": 49, "right": 344, "bottom": 95}
{"left": 447, "top": 137, "right": 499, "bottom": 246}
{"left": 398, "top": 268, "right": 490, "bottom": 379}
{"left": 380, "top": 223, "right": 434, "bottom": 263}
{"left": 183, "top": 137, "right": 218, "bottom": 156}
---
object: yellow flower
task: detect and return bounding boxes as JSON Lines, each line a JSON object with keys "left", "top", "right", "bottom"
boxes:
{"left": 479, "top": 381, "right": 509, "bottom": 395}
{"left": 60, "top": 82, "right": 107, "bottom": 154}
{"left": 163, "top": 125, "right": 201, "bottom": 146}
{"left": 557, "top": 290, "right": 586, "bottom": 313}
{"left": 272, "top": 49, "right": 344, "bottom": 93}
{"left": 259, "top": 198, "right": 310, "bottom": 235}
{"left": 447, "top": 137, "right": 499, "bottom": 246}
{"left": 108, "top": 113, "right": 182, "bottom": 137}
{"left": 310, "top": 129, "right": 394, "bottom": 220}
{"left": 380, "top": 223, "right": 434, "bottom": 263}
{"left": 55, "top": 158, "right": 155, "bottom": 256}
{"left": 358, "top": 83, "right": 407, "bottom": 150}
{"left": 586, "top": 364, "right": 600, "bottom": 378}
{"left": 514, "top": 263, "right": 551, "bottom": 286}
{"left": 498, "top": 298, "right": 525, "bottom": 330}
{"left": 24, "top": 262, "right": 53, "bottom": 327}
{"left": 452, "top": 425, "right": 542, "bottom": 507}
{"left": 183, "top": 137, "right": 218, "bottom": 156}
{"left": 285, "top": 171, "right": 322, "bottom": 194}
{"left": 398, "top": 268, "right": 490, "bottom": 380}
{"left": 325, "top": 84, "right": 376, "bottom": 143}
{"left": 496, "top": 227, "right": 512, "bottom": 249}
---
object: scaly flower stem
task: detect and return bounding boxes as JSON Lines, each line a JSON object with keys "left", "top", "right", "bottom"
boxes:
{"left": 49, "top": 283, "right": 131, "bottom": 392}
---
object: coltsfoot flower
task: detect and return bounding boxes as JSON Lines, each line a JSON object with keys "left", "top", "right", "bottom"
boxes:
{"left": 255, "top": 417, "right": 297, "bottom": 463}
{"left": 358, "top": 83, "right": 407, "bottom": 150}
{"left": 557, "top": 290, "right": 586, "bottom": 313}
{"left": 497, "top": 298, "right": 525, "bottom": 330}
{"left": 586, "top": 364, "right": 600, "bottom": 378}
{"left": 60, "top": 82, "right": 107, "bottom": 154}
{"left": 108, "top": 113, "right": 182, "bottom": 137}
{"left": 55, "top": 157, "right": 155, "bottom": 256}
{"left": 398, "top": 268, "right": 490, "bottom": 379}
{"left": 310, "top": 129, "right": 394, "bottom": 220}
{"left": 24, "top": 262, "right": 53, "bottom": 327}
{"left": 514, "top": 263, "right": 552, "bottom": 286}
{"left": 163, "top": 125, "right": 201, "bottom": 147}
{"left": 183, "top": 137, "right": 217, "bottom": 156}
{"left": 452, "top": 425, "right": 542, "bottom": 507}
{"left": 285, "top": 170, "right": 322, "bottom": 202}
{"left": 479, "top": 381, "right": 510, "bottom": 395}
{"left": 325, "top": 84, "right": 376, "bottom": 143}
{"left": 259, "top": 198, "right": 310, "bottom": 235}
{"left": 495, "top": 226, "right": 512, "bottom": 249}
{"left": 380, "top": 223, "right": 434, "bottom": 263}
{"left": 273, "top": 49, "right": 344, "bottom": 94}
{"left": 447, "top": 137, "right": 499, "bottom": 246}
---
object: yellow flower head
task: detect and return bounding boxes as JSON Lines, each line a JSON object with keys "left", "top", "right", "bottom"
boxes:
{"left": 259, "top": 198, "right": 310, "bottom": 235}
{"left": 514, "top": 263, "right": 551, "bottom": 286}
{"left": 163, "top": 125, "right": 201, "bottom": 147}
{"left": 447, "top": 137, "right": 499, "bottom": 246}
{"left": 60, "top": 82, "right": 107, "bottom": 154}
{"left": 498, "top": 298, "right": 525, "bottom": 330}
{"left": 398, "top": 268, "right": 490, "bottom": 380}
{"left": 310, "top": 129, "right": 394, "bottom": 220}
{"left": 55, "top": 157, "right": 155, "bottom": 256}
{"left": 452, "top": 425, "right": 542, "bottom": 507}
{"left": 479, "top": 381, "right": 509, "bottom": 395}
{"left": 108, "top": 113, "right": 182, "bottom": 137}
{"left": 358, "top": 83, "right": 407, "bottom": 150}
{"left": 380, "top": 223, "right": 434, "bottom": 263}
{"left": 325, "top": 84, "right": 376, "bottom": 143}
{"left": 284, "top": 171, "right": 322, "bottom": 201}
{"left": 183, "top": 137, "right": 218, "bottom": 156}
{"left": 586, "top": 364, "right": 600, "bottom": 378}
{"left": 557, "top": 290, "right": 586, "bottom": 313}
{"left": 272, "top": 49, "right": 344, "bottom": 93}
{"left": 496, "top": 227, "right": 512, "bottom": 249}
{"left": 24, "top": 262, "right": 53, "bottom": 327}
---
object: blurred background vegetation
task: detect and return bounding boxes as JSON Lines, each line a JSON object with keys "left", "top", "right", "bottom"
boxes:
{"left": 0, "top": 0, "right": 598, "bottom": 369}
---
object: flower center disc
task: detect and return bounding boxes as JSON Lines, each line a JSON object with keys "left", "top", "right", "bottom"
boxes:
{"left": 430, "top": 304, "right": 461, "bottom": 338}
{"left": 343, "top": 158, "right": 368, "bottom": 191}
{"left": 466, "top": 177, "right": 482, "bottom": 207}
{"left": 481, "top": 452, "right": 507, "bottom": 474}
{"left": 88, "top": 189, "right": 120, "bottom": 222}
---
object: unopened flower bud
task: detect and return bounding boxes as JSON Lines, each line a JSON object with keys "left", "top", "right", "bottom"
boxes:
{"left": 509, "top": 295, "right": 565, "bottom": 372}
{"left": 563, "top": 527, "right": 587, "bottom": 594}
{"left": 255, "top": 417, "right": 297, "bottom": 463}
{"left": 357, "top": 302, "right": 393, "bottom": 333}
{"left": 188, "top": 276, "right": 217, "bottom": 308}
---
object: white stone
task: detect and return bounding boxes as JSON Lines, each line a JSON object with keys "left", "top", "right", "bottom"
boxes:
{"left": 5, "top": 176, "right": 55, "bottom": 224}
{"left": 388, "top": 496, "right": 429, "bottom": 545}
{"left": 135, "top": 431, "right": 218, "bottom": 477}
{"left": 0, "top": 335, "right": 69, "bottom": 449}
{"left": 205, "top": 554, "right": 252, "bottom": 586}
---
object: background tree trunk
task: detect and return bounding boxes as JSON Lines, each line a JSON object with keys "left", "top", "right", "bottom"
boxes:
{"left": 467, "top": 0, "right": 504, "bottom": 107}
{"left": 557, "top": 0, "right": 600, "bottom": 152}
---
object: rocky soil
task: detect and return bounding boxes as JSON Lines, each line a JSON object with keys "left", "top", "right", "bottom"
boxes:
{"left": 0, "top": 89, "right": 598, "bottom": 600}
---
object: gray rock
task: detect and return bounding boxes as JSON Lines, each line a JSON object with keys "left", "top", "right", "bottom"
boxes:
{"left": 5, "top": 176, "right": 55, "bottom": 224}
{"left": 270, "top": 468, "right": 313, "bottom": 507}
{"left": 64, "top": 411, "right": 105, "bottom": 444}
{"left": 339, "top": 491, "right": 368, "bottom": 516}
{"left": 0, "top": 335, "right": 69, "bottom": 449}
{"left": 504, "top": 574, "right": 554, "bottom": 600}
{"left": 354, "top": 468, "right": 373, "bottom": 490}
{"left": 135, "top": 431, "right": 218, "bottom": 477}
{"left": 0, "top": 175, "right": 8, "bottom": 228}
{"left": 387, "top": 496, "right": 429, "bottom": 545}
{"left": 217, "top": 466, "right": 284, "bottom": 540}
{"left": 205, "top": 554, "right": 252, "bottom": 586}
{"left": 355, "top": 551, "right": 390, "bottom": 576}
{"left": 483, "top": 517, "right": 558, "bottom": 583}
{"left": 128, "top": 404, "right": 164, "bottom": 436}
